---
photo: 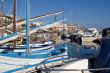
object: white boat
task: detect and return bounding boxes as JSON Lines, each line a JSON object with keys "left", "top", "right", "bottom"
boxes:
{"left": 79, "top": 28, "right": 102, "bottom": 42}
{"left": 0, "top": 1, "right": 71, "bottom": 73}
{"left": 0, "top": 43, "right": 67, "bottom": 73}
{"left": 0, "top": 1, "right": 66, "bottom": 73}
{"left": 34, "top": 55, "right": 89, "bottom": 73}
{"left": 0, "top": 40, "right": 55, "bottom": 53}
{"left": 78, "top": 28, "right": 99, "bottom": 37}
{"left": 50, "top": 59, "right": 89, "bottom": 73}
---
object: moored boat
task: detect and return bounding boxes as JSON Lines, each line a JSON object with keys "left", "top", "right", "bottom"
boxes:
{"left": 0, "top": 40, "right": 55, "bottom": 53}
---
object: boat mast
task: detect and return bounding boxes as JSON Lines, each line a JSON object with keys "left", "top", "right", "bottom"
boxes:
{"left": 13, "top": 0, "right": 17, "bottom": 49}
{"left": 1, "top": 0, "right": 4, "bottom": 25}
{"left": 1, "top": 0, "right": 4, "bottom": 36}
{"left": 26, "top": 0, "right": 30, "bottom": 55}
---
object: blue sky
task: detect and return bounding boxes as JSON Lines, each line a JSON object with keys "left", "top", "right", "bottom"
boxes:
{"left": 0, "top": 0, "right": 110, "bottom": 29}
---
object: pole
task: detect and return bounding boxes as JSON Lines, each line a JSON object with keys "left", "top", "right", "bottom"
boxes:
{"left": 26, "top": 0, "right": 30, "bottom": 55}
{"left": 13, "top": 0, "right": 17, "bottom": 49}
{"left": 1, "top": 0, "right": 4, "bottom": 25}
{"left": 1, "top": 0, "right": 4, "bottom": 36}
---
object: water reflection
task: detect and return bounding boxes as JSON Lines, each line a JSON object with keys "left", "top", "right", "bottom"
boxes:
{"left": 63, "top": 41, "right": 100, "bottom": 59}
{"left": 51, "top": 34, "right": 101, "bottom": 59}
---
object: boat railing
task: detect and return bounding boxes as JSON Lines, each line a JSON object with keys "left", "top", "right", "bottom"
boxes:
{"left": 0, "top": 33, "right": 17, "bottom": 40}
{"left": 35, "top": 55, "right": 78, "bottom": 69}
{"left": 26, "top": 55, "right": 79, "bottom": 73}
{"left": 29, "top": 67, "right": 110, "bottom": 73}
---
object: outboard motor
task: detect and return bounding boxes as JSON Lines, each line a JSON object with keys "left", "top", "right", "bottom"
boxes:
{"left": 68, "top": 35, "right": 77, "bottom": 42}
{"left": 61, "top": 33, "right": 82, "bottom": 45}
{"left": 68, "top": 34, "right": 82, "bottom": 45}
{"left": 61, "top": 34, "right": 67, "bottom": 40}
{"left": 76, "top": 35, "right": 82, "bottom": 45}
{"left": 89, "top": 28, "right": 110, "bottom": 73}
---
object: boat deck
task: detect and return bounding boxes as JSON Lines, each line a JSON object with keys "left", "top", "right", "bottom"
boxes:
{"left": 32, "top": 59, "right": 91, "bottom": 73}
{"left": 0, "top": 56, "right": 45, "bottom": 73}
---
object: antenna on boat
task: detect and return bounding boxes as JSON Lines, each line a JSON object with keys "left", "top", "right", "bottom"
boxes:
{"left": 25, "top": 0, "right": 30, "bottom": 56}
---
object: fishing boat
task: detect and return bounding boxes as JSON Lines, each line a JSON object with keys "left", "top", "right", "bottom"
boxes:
{"left": 0, "top": 40, "right": 55, "bottom": 53}
{"left": 0, "top": 0, "right": 67, "bottom": 73}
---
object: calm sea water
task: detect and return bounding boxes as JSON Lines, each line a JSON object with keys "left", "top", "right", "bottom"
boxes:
{"left": 52, "top": 35, "right": 100, "bottom": 59}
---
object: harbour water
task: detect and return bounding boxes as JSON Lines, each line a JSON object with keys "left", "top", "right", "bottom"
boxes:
{"left": 51, "top": 34, "right": 100, "bottom": 59}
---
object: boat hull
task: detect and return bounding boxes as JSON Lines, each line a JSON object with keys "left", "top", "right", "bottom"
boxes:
{"left": 0, "top": 40, "right": 55, "bottom": 53}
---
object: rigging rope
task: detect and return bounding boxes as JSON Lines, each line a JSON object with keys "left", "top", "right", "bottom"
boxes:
{"left": 19, "top": 0, "right": 25, "bottom": 19}
{"left": 7, "top": 0, "right": 14, "bottom": 15}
